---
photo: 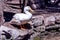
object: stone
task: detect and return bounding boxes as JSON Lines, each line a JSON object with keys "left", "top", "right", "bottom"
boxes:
{"left": 0, "top": 0, "right": 5, "bottom": 26}
{"left": 44, "top": 16, "right": 55, "bottom": 26}
{"left": 32, "top": 15, "right": 44, "bottom": 26}
{"left": 29, "top": 32, "right": 40, "bottom": 40}
{"left": 55, "top": 14, "right": 60, "bottom": 23}
{"left": 0, "top": 25, "right": 30, "bottom": 40}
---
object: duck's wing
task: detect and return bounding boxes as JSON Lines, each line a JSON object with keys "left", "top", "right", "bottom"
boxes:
{"left": 13, "top": 13, "right": 32, "bottom": 21}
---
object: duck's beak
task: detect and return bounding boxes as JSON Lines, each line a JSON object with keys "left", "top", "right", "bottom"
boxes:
{"left": 30, "top": 8, "right": 34, "bottom": 12}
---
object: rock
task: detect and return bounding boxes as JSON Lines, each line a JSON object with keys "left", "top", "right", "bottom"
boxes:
{"left": 34, "top": 26, "right": 41, "bottom": 32}
{"left": 29, "top": 32, "right": 40, "bottom": 40}
{"left": 33, "top": 26, "right": 45, "bottom": 32}
{"left": 55, "top": 14, "right": 60, "bottom": 23}
{"left": 29, "top": 0, "right": 41, "bottom": 9}
{"left": 44, "top": 16, "right": 55, "bottom": 26}
{"left": 32, "top": 15, "right": 44, "bottom": 26}
{"left": 0, "top": 0, "right": 5, "bottom": 26}
{"left": 0, "top": 25, "right": 30, "bottom": 40}
{"left": 28, "top": 21, "right": 33, "bottom": 26}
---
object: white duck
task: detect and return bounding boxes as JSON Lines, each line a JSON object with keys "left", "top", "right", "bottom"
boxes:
{"left": 10, "top": 6, "right": 34, "bottom": 30}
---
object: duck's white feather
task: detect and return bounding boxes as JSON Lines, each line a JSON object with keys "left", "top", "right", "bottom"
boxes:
{"left": 13, "top": 13, "right": 32, "bottom": 21}
{"left": 13, "top": 6, "right": 33, "bottom": 21}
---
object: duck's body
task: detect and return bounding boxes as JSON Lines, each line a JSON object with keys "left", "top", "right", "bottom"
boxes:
{"left": 10, "top": 6, "right": 34, "bottom": 30}
{"left": 13, "top": 12, "right": 32, "bottom": 21}
{"left": 10, "top": 6, "right": 34, "bottom": 23}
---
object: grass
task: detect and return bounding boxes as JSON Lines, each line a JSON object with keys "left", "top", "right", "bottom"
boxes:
{"left": 34, "top": 36, "right": 40, "bottom": 40}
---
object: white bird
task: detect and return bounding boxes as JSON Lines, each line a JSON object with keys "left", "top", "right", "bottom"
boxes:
{"left": 10, "top": 6, "right": 34, "bottom": 30}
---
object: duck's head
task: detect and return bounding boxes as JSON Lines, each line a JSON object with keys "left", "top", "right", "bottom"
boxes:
{"left": 24, "top": 6, "right": 34, "bottom": 13}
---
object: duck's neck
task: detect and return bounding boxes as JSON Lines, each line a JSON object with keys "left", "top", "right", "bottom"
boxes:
{"left": 24, "top": 10, "right": 32, "bottom": 16}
